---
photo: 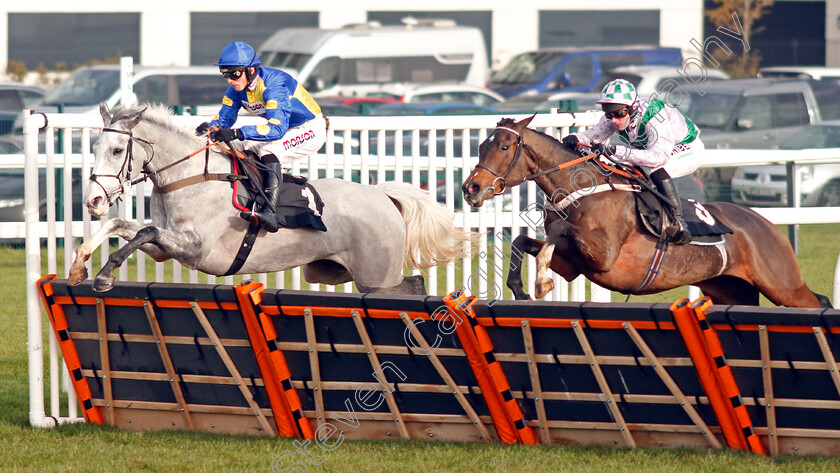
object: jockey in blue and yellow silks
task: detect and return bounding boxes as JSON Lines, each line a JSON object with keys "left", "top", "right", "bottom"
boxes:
{"left": 196, "top": 41, "right": 326, "bottom": 233}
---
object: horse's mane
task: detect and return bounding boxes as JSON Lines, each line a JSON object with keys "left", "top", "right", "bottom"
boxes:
{"left": 112, "top": 103, "right": 196, "bottom": 140}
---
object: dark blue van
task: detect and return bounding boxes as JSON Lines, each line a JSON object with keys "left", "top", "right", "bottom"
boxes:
{"left": 489, "top": 46, "right": 684, "bottom": 98}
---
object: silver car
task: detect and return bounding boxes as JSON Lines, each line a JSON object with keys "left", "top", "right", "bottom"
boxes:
{"left": 731, "top": 120, "right": 840, "bottom": 207}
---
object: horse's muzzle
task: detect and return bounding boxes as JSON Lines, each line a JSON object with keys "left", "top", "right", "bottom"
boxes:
{"left": 462, "top": 180, "right": 488, "bottom": 208}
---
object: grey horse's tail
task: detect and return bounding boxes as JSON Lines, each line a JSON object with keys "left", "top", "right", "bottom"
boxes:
{"left": 377, "top": 182, "right": 476, "bottom": 269}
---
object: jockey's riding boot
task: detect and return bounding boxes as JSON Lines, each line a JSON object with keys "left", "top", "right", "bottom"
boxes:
{"left": 250, "top": 163, "right": 283, "bottom": 233}
{"left": 656, "top": 176, "right": 691, "bottom": 244}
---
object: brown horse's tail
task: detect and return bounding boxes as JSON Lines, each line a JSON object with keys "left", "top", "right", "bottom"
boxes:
{"left": 377, "top": 182, "right": 476, "bottom": 269}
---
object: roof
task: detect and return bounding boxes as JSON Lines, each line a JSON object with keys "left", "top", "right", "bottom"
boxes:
{"left": 513, "top": 45, "right": 681, "bottom": 54}
{"left": 683, "top": 78, "right": 814, "bottom": 95}
{"left": 607, "top": 64, "right": 729, "bottom": 79}
{"left": 758, "top": 66, "right": 840, "bottom": 80}
{"left": 0, "top": 82, "right": 46, "bottom": 92}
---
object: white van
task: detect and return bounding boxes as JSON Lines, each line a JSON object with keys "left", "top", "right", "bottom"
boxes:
{"left": 257, "top": 18, "right": 489, "bottom": 97}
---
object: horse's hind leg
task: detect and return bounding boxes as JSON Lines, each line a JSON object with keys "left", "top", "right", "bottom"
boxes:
{"left": 760, "top": 284, "right": 829, "bottom": 309}
{"left": 696, "top": 275, "right": 760, "bottom": 306}
{"left": 357, "top": 275, "right": 427, "bottom": 295}
{"left": 814, "top": 292, "right": 834, "bottom": 309}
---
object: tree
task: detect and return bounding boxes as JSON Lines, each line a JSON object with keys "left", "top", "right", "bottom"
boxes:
{"left": 706, "top": 0, "right": 773, "bottom": 77}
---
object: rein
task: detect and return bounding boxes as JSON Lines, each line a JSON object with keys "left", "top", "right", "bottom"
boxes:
{"left": 477, "top": 126, "right": 641, "bottom": 194}
{"left": 93, "top": 126, "right": 244, "bottom": 202}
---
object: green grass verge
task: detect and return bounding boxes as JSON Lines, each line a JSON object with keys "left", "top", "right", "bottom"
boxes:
{"left": 1, "top": 224, "right": 838, "bottom": 472}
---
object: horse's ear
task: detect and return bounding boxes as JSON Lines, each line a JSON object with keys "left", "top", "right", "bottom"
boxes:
{"left": 99, "top": 101, "right": 112, "bottom": 127}
{"left": 517, "top": 114, "right": 537, "bottom": 129}
{"left": 121, "top": 106, "right": 148, "bottom": 131}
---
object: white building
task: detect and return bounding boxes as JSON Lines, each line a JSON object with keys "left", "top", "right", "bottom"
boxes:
{"left": 0, "top": 2, "right": 703, "bottom": 75}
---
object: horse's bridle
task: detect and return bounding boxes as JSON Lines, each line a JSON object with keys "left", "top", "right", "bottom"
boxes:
{"left": 90, "top": 127, "right": 224, "bottom": 204}
{"left": 473, "top": 126, "right": 641, "bottom": 195}
{"left": 89, "top": 127, "right": 156, "bottom": 204}
{"left": 473, "top": 126, "right": 528, "bottom": 194}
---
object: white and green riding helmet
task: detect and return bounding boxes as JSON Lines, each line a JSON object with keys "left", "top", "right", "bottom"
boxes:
{"left": 596, "top": 79, "right": 637, "bottom": 110}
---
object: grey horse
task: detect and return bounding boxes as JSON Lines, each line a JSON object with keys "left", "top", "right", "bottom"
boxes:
{"left": 68, "top": 103, "right": 473, "bottom": 293}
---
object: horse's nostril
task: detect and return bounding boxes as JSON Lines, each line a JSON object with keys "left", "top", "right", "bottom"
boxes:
{"left": 91, "top": 196, "right": 102, "bottom": 208}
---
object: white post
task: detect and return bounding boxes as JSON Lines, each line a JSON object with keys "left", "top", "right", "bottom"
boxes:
{"left": 688, "top": 285, "right": 701, "bottom": 301}
{"left": 120, "top": 56, "right": 135, "bottom": 107}
{"left": 25, "top": 111, "right": 49, "bottom": 427}
{"left": 833, "top": 251, "right": 840, "bottom": 309}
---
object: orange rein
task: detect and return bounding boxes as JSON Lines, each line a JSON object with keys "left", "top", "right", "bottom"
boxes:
{"left": 519, "top": 151, "right": 643, "bottom": 184}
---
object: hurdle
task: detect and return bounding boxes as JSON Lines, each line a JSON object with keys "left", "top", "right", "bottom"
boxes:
{"left": 34, "top": 276, "right": 840, "bottom": 455}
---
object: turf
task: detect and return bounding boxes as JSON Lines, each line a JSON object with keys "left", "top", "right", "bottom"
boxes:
{"left": 1, "top": 224, "right": 838, "bottom": 472}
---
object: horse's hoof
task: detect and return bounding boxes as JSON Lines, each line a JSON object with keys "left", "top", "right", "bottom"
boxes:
{"left": 67, "top": 267, "right": 88, "bottom": 286}
{"left": 93, "top": 274, "right": 115, "bottom": 292}
{"left": 535, "top": 279, "right": 555, "bottom": 299}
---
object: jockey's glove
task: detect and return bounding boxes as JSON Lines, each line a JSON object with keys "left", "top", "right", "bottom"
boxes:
{"left": 212, "top": 128, "right": 243, "bottom": 142}
{"left": 561, "top": 135, "right": 579, "bottom": 149}
{"left": 194, "top": 122, "right": 211, "bottom": 136}
{"left": 591, "top": 142, "right": 616, "bottom": 158}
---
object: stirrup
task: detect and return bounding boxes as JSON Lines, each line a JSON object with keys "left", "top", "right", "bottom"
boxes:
{"left": 665, "top": 220, "right": 691, "bottom": 244}
{"left": 239, "top": 209, "right": 280, "bottom": 233}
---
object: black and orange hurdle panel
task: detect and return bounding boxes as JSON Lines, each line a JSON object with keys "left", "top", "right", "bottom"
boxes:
{"left": 234, "top": 280, "right": 313, "bottom": 439}
{"left": 37, "top": 277, "right": 840, "bottom": 456}
{"left": 254, "top": 287, "right": 497, "bottom": 442}
{"left": 37, "top": 276, "right": 280, "bottom": 436}
{"left": 443, "top": 291, "right": 537, "bottom": 445}
{"left": 698, "top": 300, "right": 840, "bottom": 456}
{"left": 37, "top": 275, "right": 104, "bottom": 425}
{"left": 468, "top": 296, "right": 722, "bottom": 449}
{"left": 691, "top": 297, "right": 766, "bottom": 455}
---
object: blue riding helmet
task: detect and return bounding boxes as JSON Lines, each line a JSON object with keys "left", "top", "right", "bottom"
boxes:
{"left": 215, "top": 41, "right": 261, "bottom": 68}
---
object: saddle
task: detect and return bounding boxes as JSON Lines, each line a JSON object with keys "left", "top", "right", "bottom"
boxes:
{"left": 632, "top": 177, "right": 732, "bottom": 245}
{"left": 231, "top": 150, "right": 327, "bottom": 232}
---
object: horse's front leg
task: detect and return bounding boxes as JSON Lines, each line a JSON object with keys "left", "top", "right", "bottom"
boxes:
{"left": 506, "top": 235, "right": 543, "bottom": 300}
{"left": 69, "top": 218, "right": 148, "bottom": 285}
{"left": 92, "top": 226, "right": 202, "bottom": 292}
{"left": 534, "top": 221, "right": 571, "bottom": 299}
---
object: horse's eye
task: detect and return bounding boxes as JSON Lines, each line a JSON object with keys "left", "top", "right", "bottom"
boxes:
{"left": 501, "top": 145, "right": 509, "bottom": 151}
{"left": 113, "top": 147, "right": 123, "bottom": 155}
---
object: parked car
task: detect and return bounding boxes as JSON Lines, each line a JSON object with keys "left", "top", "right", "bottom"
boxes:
{"left": 497, "top": 64, "right": 728, "bottom": 114}
{"left": 757, "top": 66, "right": 840, "bottom": 80}
{"left": 31, "top": 64, "right": 226, "bottom": 115}
{"left": 369, "top": 102, "right": 497, "bottom": 116}
{"left": 0, "top": 167, "right": 85, "bottom": 244}
{"left": 731, "top": 120, "right": 840, "bottom": 207}
{"left": 315, "top": 96, "right": 397, "bottom": 116}
{"left": 488, "top": 46, "right": 683, "bottom": 98}
{"left": 0, "top": 82, "right": 46, "bottom": 135}
{"left": 391, "top": 84, "right": 505, "bottom": 107}
{"left": 675, "top": 78, "right": 823, "bottom": 201}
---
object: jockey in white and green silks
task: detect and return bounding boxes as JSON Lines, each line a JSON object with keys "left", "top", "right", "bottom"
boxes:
{"left": 562, "top": 79, "right": 704, "bottom": 243}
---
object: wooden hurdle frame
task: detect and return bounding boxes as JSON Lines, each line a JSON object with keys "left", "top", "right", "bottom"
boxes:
{"left": 36, "top": 276, "right": 840, "bottom": 456}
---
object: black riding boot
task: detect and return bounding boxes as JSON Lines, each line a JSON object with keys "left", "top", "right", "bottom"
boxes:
{"left": 246, "top": 162, "right": 282, "bottom": 233}
{"left": 655, "top": 175, "right": 691, "bottom": 243}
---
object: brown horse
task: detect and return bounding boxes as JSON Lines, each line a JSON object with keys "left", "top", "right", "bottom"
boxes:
{"left": 462, "top": 116, "right": 832, "bottom": 308}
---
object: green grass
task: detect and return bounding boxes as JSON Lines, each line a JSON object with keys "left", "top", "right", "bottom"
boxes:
{"left": 1, "top": 225, "right": 839, "bottom": 472}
